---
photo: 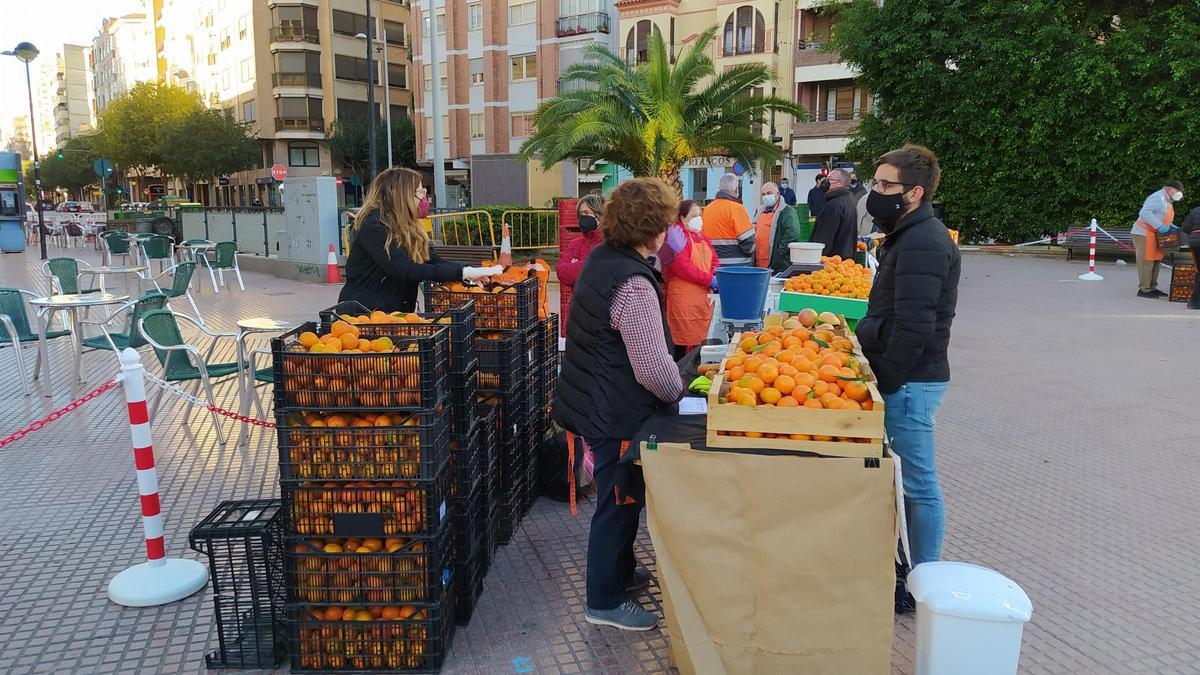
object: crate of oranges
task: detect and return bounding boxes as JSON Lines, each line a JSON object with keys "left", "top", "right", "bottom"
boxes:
{"left": 284, "top": 472, "right": 451, "bottom": 540}
{"left": 277, "top": 410, "right": 449, "bottom": 483}
{"left": 290, "top": 598, "right": 453, "bottom": 672}
{"left": 272, "top": 321, "right": 449, "bottom": 411}
{"left": 779, "top": 256, "right": 872, "bottom": 322}
{"left": 423, "top": 276, "right": 538, "bottom": 330}
{"left": 705, "top": 314, "right": 885, "bottom": 458}
{"left": 319, "top": 300, "right": 478, "bottom": 375}
{"left": 286, "top": 530, "right": 452, "bottom": 607}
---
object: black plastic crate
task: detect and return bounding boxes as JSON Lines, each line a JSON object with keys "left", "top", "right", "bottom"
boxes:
{"left": 273, "top": 322, "right": 448, "bottom": 411}
{"left": 453, "top": 545, "right": 486, "bottom": 626}
{"left": 495, "top": 490, "right": 525, "bottom": 546}
{"left": 283, "top": 467, "right": 452, "bottom": 539}
{"left": 478, "top": 388, "right": 529, "bottom": 446}
{"left": 285, "top": 522, "right": 452, "bottom": 607}
{"left": 484, "top": 504, "right": 499, "bottom": 567}
{"left": 449, "top": 421, "right": 485, "bottom": 498}
{"left": 475, "top": 330, "right": 526, "bottom": 393}
{"left": 451, "top": 480, "right": 488, "bottom": 562}
{"left": 189, "top": 499, "right": 287, "bottom": 669}
{"left": 448, "top": 365, "right": 478, "bottom": 437}
{"left": 289, "top": 588, "right": 454, "bottom": 672}
{"left": 319, "top": 300, "right": 478, "bottom": 374}
{"left": 277, "top": 410, "right": 449, "bottom": 482}
{"left": 423, "top": 277, "right": 538, "bottom": 330}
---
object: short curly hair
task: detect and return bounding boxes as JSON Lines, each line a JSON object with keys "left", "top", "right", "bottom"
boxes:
{"left": 602, "top": 178, "right": 678, "bottom": 249}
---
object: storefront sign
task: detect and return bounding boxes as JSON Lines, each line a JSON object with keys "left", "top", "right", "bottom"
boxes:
{"left": 683, "top": 156, "right": 736, "bottom": 169}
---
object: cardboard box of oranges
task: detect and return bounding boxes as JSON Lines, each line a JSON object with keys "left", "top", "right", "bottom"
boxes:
{"left": 705, "top": 311, "right": 885, "bottom": 458}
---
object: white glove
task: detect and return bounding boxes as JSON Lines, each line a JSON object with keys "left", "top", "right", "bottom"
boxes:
{"left": 462, "top": 265, "right": 503, "bottom": 281}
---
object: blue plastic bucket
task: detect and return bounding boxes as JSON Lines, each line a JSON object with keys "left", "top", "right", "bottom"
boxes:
{"left": 716, "top": 267, "right": 770, "bottom": 320}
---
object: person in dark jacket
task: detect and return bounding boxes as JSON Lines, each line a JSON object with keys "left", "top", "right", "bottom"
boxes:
{"left": 806, "top": 174, "right": 827, "bottom": 218}
{"left": 339, "top": 167, "right": 499, "bottom": 312}
{"left": 809, "top": 168, "right": 858, "bottom": 260}
{"left": 855, "top": 144, "right": 960, "bottom": 569}
{"left": 1182, "top": 205, "right": 1200, "bottom": 309}
{"left": 556, "top": 177, "right": 685, "bottom": 632}
{"left": 778, "top": 178, "right": 798, "bottom": 206}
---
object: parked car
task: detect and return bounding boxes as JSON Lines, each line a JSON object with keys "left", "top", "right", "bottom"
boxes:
{"left": 55, "top": 201, "right": 95, "bottom": 213}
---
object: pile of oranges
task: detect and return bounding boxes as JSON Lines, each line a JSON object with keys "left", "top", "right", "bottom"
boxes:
{"left": 783, "top": 256, "right": 873, "bottom": 299}
{"left": 297, "top": 320, "right": 400, "bottom": 354}
{"left": 720, "top": 322, "right": 874, "bottom": 412}
{"left": 338, "top": 311, "right": 444, "bottom": 325}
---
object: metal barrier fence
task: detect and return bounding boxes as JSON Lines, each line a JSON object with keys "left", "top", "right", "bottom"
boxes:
{"left": 179, "top": 208, "right": 286, "bottom": 256}
{"left": 430, "top": 210, "right": 496, "bottom": 248}
{"left": 500, "top": 210, "right": 558, "bottom": 252}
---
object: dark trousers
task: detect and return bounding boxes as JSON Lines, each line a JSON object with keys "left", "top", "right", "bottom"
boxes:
{"left": 585, "top": 438, "right": 644, "bottom": 610}
{"left": 1190, "top": 244, "right": 1200, "bottom": 307}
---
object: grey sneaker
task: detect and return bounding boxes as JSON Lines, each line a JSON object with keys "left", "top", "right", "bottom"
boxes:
{"left": 625, "top": 567, "right": 655, "bottom": 592}
{"left": 585, "top": 599, "right": 659, "bottom": 631}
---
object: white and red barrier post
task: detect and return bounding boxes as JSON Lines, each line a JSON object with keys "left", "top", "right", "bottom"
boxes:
{"left": 1078, "top": 218, "right": 1104, "bottom": 281}
{"left": 107, "top": 348, "right": 209, "bottom": 607}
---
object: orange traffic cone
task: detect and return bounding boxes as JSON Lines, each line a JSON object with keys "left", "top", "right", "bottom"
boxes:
{"left": 499, "top": 224, "right": 513, "bottom": 267}
{"left": 326, "top": 243, "right": 341, "bottom": 283}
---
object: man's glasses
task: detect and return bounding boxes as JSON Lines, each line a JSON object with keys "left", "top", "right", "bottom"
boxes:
{"left": 873, "top": 179, "right": 915, "bottom": 192}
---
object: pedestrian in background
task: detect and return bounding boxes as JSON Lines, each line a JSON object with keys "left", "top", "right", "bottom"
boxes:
{"left": 778, "top": 177, "right": 798, "bottom": 206}
{"left": 806, "top": 174, "right": 828, "bottom": 218}
{"left": 848, "top": 171, "right": 868, "bottom": 203}
{"left": 1182, "top": 203, "right": 1200, "bottom": 309}
{"left": 856, "top": 178, "right": 877, "bottom": 236}
{"left": 557, "top": 194, "right": 606, "bottom": 332}
{"left": 701, "top": 173, "right": 755, "bottom": 267}
{"left": 856, "top": 144, "right": 960, "bottom": 571}
{"left": 660, "top": 199, "right": 718, "bottom": 357}
{"left": 809, "top": 168, "right": 858, "bottom": 260}
{"left": 1131, "top": 180, "right": 1183, "bottom": 299}
{"left": 753, "top": 182, "right": 803, "bottom": 273}
{"left": 557, "top": 177, "right": 684, "bottom": 632}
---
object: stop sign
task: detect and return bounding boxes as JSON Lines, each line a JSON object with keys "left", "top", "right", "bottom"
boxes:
{"left": 271, "top": 164, "right": 288, "bottom": 181}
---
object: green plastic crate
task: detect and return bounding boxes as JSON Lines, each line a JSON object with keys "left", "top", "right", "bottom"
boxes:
{"left": 777, "top": 291, "right": 869, "bottom": 329}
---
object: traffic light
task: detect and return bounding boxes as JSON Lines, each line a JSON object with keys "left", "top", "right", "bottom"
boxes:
{"left": 55, "top": 151, "right": 63, "bottom": 159}
{"left": 115, "top": 187, "right": 123, "bottom": 194}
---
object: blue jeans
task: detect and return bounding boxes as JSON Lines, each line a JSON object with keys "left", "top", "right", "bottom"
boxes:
{"left": 883, "top": 381, "right": 949, "bottom": 567}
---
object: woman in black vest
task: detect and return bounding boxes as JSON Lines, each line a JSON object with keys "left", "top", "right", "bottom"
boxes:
{"left": 556, "top": 178, "right": 685, "bottom": 631}
{"left": 339, "top": 167, "right": 500, "bottom": 312}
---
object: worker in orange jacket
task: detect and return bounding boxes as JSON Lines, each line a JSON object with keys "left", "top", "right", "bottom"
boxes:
{"left": 701, "top": 173, "right": 755, "bottom": 268}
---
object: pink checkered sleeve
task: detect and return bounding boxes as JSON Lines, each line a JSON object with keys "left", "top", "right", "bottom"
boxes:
{"left": 610, "top": 276, "right": 685, "bottom": 403}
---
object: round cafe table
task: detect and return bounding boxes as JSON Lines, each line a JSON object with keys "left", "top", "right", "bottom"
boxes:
{"left": 80, "top": 264, "right": 148, "bottom": 295}
{"left": 30, "top": 292, "right": 130, "bottom": 398}
{"left": 234, "top": 317, "right": 292, "bottom": 444}
{"left": 176, "top": 242, "right": 216, "bottom": 291}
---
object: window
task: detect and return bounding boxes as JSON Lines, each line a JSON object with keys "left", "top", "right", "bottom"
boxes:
{"left": 509, "top": 1, "right": 536, "bottom": 26}
{"left": 625, "top": 20, "right": 652, "bottom": 65}
{"left": 801, "top": 11, "right": 840, "bottom": 47}
{"left": 468, "top": 3, "right": 483, "bottom": 30}
{"left": 277, "top": 96, "right": 323, "bottom": 128}
{"left": 425, "top": 117, "right": 432, "bottom": 143}
{"left": 335, "top": 55, "right": 378, "bottom": 84}
{"left": 824, "top": 85, "right": 863, "bottom": 121}
{"left": 470, "top": 58, "right": 483, "bottom": 86}
{"left": 288, "top": 142, "right": 320, "bottom": 167}
{"left": 332, "top": 10, "right": 370, "bottom": 37}
{"left": 441, "top": 115, "right": 449, "bottom": 140}
{"left": 510, "top": 54, "right": 536, "bottom": 81}
{"left": 389, "top": 104, "right": 407, "bottom": 121}
{"left": 263, "top": 141, "right": 274, "bottom": 167}
{"left": 207, "top": 53, "right": 217, "bottom": 66}
{"left": 423, "top": 65, "right": 432, "bottom": 90}
{"left": 421, "top": 16, "right": 430, "bottom": 40}
{"left": 221, "top": 68, "right": 231, "bottom": 90}
{"left": 336, "top": 98, "right": 377, "bottom": 120}
{"left": 240, "top": 57, "right": 253, "bottom": 82}
{"left": 275, "top": 51, "right": 321, "bottom": 86}
{"left": 510, "top": 111, "right": 536, "bottom": 137}
{"left": 560, "top": 0, "right": 602, "bottom": 14}
{"left": 723, "top": 6, "right": 767, "bottom": 55}
{"left": 470, "top": 113, "right": 484, "bottom": 139}
{"left": 220, "top": 28, "right": 231, "bottom": 50}
{"left": 387, "top": 63, "right": 406, "bottom": 88}
{"left": 383, "top": 20, "right": 405, "bottom": 45}
{"left": 274, "top": 5, "right": 317, "bottom": 35}
{"left": 437, "top": 12, "right": 446, "bottom": 34}
{"left": 243, "top": 99, "right": 256, "bottom": 123}
{"left": 238, "top": 15, "right": 249, "bottom": 39}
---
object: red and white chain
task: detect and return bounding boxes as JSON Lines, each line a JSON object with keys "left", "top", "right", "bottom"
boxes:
{"left": 0, "top": 378, "right": 121, "bottom": 449}
{"left": 141, "top": 372, "right": 277, "bottom": 428}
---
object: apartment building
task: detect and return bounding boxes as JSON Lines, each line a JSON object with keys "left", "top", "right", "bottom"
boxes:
{"left": 616, "top": 0, "right": 797, "bottom": 212}
{"left": 36, "top": 45, "right": 96, "bottom": 150}
{"left": 410, "top": 0, "right": 618, "bottom": 208}
{"left": 4, "top": 116, "right": 32, "bottom": 160}
{"left": 152, "top": 0, "right": 413, "bottom": 206}
{"left": 92, "top": 13, "right": 157, "bottom": 113}
{"left": 789, "top": 0, "right": 864, "bottom": 187}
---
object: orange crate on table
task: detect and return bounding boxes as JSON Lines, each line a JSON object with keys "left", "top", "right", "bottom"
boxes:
{"left": 423, "top": 277, "right": 537, "bottom": 330}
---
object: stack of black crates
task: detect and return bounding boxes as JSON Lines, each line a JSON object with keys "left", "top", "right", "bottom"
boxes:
{"left": 525, "top": 313, "right": 560, "bottom": 511}
{"left": 272, "top": 305, "right": 457, "bottom": 672}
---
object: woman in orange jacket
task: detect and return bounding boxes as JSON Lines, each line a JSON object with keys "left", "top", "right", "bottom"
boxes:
{"left": 659, "top": 200, "right": 719, "bottom": 358}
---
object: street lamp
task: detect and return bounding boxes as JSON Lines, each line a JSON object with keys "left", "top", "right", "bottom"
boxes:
{"left": 2, "top": 41, "right": 48, "bottom": 260}
{"left": 356, "top": 31, "right": 393, "bottom": 169}
{"left": 364, "top": 1, "right": 377, "bottom": 180}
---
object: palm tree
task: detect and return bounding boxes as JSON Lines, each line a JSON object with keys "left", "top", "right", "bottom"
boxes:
{"left": 518, "top": 25, "right": 807, "bottom": 193}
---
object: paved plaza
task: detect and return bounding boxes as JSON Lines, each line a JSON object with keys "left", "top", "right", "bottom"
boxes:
{"left": 0, "top": 245, "right": 1198, "bottom": 674}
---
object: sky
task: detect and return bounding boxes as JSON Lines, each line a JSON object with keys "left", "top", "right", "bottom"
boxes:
{"left": 0, "top": 0, "right": 142, "bottom": 135}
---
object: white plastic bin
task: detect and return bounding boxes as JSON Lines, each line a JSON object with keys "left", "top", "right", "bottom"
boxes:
{"left": 907, "top": 562, "right": 1033, "bottom": 675}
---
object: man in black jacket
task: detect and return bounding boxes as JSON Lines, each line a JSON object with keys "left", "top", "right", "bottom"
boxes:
{"left": 809, "top": 168, "right": 858, "bottom": 259}
{"left": 855, "top": 144, "right": 960, "bottom": 570}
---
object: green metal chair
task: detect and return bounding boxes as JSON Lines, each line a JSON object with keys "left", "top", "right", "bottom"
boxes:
{"left": 140, "top": 235, "right": 175, "bottom": 275}
{"left": 0, "top": 288, "right": 71, "bottom": 396}
{"left": 180, "top": 239, "right": 219, "bottom": 293}
{"left": 44, "top": 257, "right": 101, "bottom": 296}
{"left": 79, "top": 292, "right": 169, "bottom": 355}
{"left": 138, "top": 308, "right": 244, "bottom": 446}
{"left": 210, "top": 241, "right": 245, "bottom": 292}
{"left": 149, "top": 261, "right": 204, "bottom": 323}
{"left": 100, "top": 231, "right": 132, "bottom": 266}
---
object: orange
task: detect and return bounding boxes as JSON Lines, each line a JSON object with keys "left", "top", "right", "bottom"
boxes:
{"left": 309, "top": 343, "right": 326, "bottom": 354}
{"left": 861, "top": 400, "right": 874, "bottom": 411}
{"left": 774, "top": 375, "right": 796, "bottom": 395}
{"left": 759, "top": 387, "right": 782, "bottom": 405}
{"left": 339, "top": 332, "right": 360, "bottom": 349}
{"left": 757, "top": 332, "right": 775, "bottom": 345}
{"left": 777, "top": 395, "right": 800, "bottom": 407}
{"left": 325, "top": 415, "right": 349, "bottom": 428}
{"left": 371, "top": 337, "right": 394, "bottom": 352}
{"left": 745, "top": 377, "right": 765, "bottom": 394}
{"left": 737, "top": 374, "right": 756, "bottom": 389}
{"left": 818, "top": 364, "right": 840, "bottom": 383}
{"left": 841, "top": 399, "right": 862, "bottom": 410}
{"left": 323, "top": 543, "right": 344, "bottom": 553}
{"left": 803, "top": 397, "right": 824, "bottom": 409}
{"left": 330, "top": 320, "right": 352, "bottom": 337}
{"left": 757, "top": 364, "right": 778, "bottom": 384}
{"left": 381, "top": 606, "right": 402, "bottom": 620}
{"left": 843, "top": 380, "right": 870, "bottom": 402}
{"left": 778, "top": 363, "right": 799, "bottom": 378}
{"left": 743, "top": 356, "right": 763, "bottom": 373}
{"left": 736, "top": 391, "right": 757, "bottom": 407}
{"left": 827, "top": 381, "right": 842, "bottom": 397}
{"left": 792, "top": 384, "right": 812, "bottom": 398}
{"left": 794, "top": 372, "right": 816, "bottom": 388}
{"left": 725, "top": 355, "right": 744, "bottom": 370}
{"left": 726, "top": 386, "right": 743, "bottom": 404}
{"left": 765, "top": 325, "right": 784, "bottom": 336}
{"left": 776, "top": 350, "right": 795, "bottom": 364}
{"left": 725, "top": 366, "right": 746, "bottom": 383}
{"left": 299, "top": 331, "right": 319, "bottom": 348}
{"left": 812, "top": 380, "right": 830, "bottom": 396}
{"left": 362, "top": 538, "right": 384, "bottom": 552}
{"left": 374, "top": 414, "right": 393, "bottom": 427}
{"left": 357, "top": 338, "right": 373, "bottom": 352}
{"left": 739, "top": 337, "right": 757, "bottom": 352}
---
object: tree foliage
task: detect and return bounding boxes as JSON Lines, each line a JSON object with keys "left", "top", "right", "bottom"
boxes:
{"left": 328, "top": 114, "right": 418, "bottom": 182}
{"left": 829, "top": 0, "right": 1200, "bottom": 242}
{"left": 157, "top": 109, "right": 260, "bottom": 181}
{"left": 518, "top": 25, "right": 806, "bottom": 192}
{"left": 38, "top": 136, "right": 100, "bottom": 195}
{"left": 94, "top": 82, "right": 202, "bottom": 177}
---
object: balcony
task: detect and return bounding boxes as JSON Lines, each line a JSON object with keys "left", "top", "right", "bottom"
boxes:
{"left": 272, "top": 72, "right": 322, "bottom": 88}
{"left": 275, "top": 116, "right": 324, "bottom": 133}
{"left": 557, "top": 12, "right": 610, "bottom": 38}
{"left": 791, "top": 111, "right": 869, "bottom": 140}
{"left": 270, "top": 26, "right": 320, "bottom": 45}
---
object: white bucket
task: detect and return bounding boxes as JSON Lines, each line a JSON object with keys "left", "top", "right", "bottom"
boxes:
{"left": 788, "top": 242, "right": 824, "bottom": 264}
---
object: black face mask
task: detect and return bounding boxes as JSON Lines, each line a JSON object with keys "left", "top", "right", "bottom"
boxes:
{"left": 866, "top": 189, "right": 909, "bottom": 227}
{"left": 818, "top": 179, "right": 831, "bottom": 192}
{"left": 578, "top": 215, "right": 598, "bottom": 233}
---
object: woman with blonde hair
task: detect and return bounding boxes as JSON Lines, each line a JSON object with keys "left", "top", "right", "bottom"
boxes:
{"left": 339, "top": 167, "right": 499, "bottom": 311}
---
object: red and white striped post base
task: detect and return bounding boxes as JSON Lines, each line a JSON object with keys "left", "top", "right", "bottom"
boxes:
{"left": 1078, "top": 218, "right": 1104, "bottom": 281}
{"left": 107, "top": 348, "right": 209, "bottom": 607}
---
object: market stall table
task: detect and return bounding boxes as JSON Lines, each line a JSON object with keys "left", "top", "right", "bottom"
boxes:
{"left": 233, "top": 317, "right": 292, "bottom": 444}
{"left": 30, "top": 292, "right": 130, "bottom": 397}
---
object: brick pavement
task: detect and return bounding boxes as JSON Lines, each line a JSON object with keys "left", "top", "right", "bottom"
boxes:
{"left": 0, "top": 246, "right": 1197, "bottom": 674}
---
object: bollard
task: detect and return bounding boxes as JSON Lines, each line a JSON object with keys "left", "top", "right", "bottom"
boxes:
{"left": 1078, "top": 218, "right": 1104, "bottom": 281}
{"left": 107, "top": 347, "right": 209, "bottom": 607}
